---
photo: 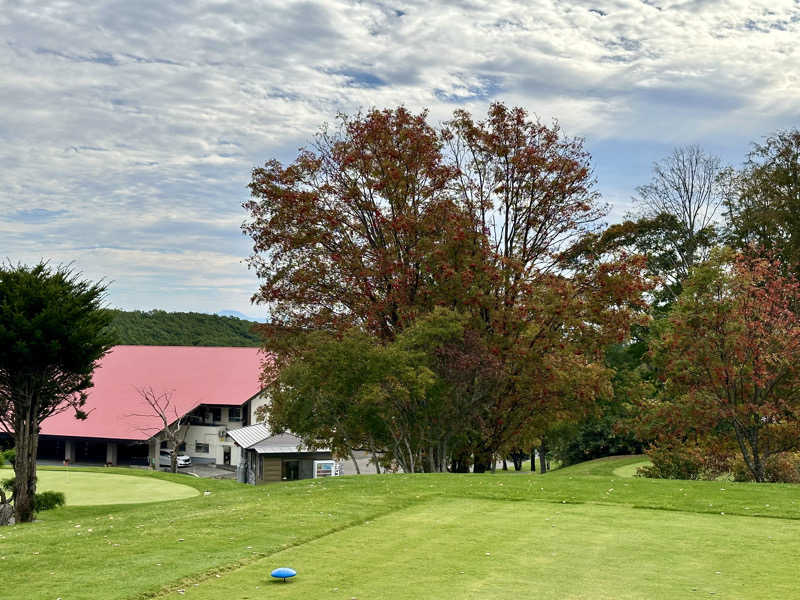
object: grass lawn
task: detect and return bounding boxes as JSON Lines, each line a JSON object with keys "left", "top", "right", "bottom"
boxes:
{"left": 3, "top": 457, "right": 800, "bottom": 599}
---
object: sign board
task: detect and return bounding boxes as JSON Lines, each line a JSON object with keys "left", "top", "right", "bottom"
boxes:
{"left": 313, "top": 460, "right": 337, "bottom": 478}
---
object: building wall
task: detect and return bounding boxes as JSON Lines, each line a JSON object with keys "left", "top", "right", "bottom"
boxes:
{"left": 246, "top": 451, "right": 334, "bottom": 484}
{"left": 154, "top": 405, "right": 246, "bottom": 467}
{"left": 249, "top": 393, "right": 269, "bottom": 425}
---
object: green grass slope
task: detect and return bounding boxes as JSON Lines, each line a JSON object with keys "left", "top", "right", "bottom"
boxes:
{"left": 3, "top": 458, "right": 800, "bottom": 599}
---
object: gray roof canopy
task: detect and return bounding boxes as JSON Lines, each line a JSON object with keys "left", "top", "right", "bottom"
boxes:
{"left": 227, "top": 424, "right": 330, "bottom": 454}
{"left": 226, "top": 423, "right": 270, "bottom": 448}
{"left": 250, "top": 432, "right": 328, "bottom": 454}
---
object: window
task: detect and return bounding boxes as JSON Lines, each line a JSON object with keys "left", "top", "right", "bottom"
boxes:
{"left": 195, "top": 442, "right": 210, "bottom": 453}
{"left": 210, "top": 407, "right": 222, "bottom": 423}
{"left": 228, "top": 407, "right": 242, "bottom": 422}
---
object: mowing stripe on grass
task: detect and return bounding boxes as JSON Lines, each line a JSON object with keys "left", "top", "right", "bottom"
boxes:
{"left": 155, "top": 497, "right": 800, "bottom": 600}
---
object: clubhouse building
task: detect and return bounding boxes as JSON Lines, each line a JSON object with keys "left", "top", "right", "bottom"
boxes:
{"left": 27, "top": 345, "right": 270, "bottom": 468}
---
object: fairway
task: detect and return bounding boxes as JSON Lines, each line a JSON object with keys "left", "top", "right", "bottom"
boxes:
{"left": 34, "top": 469, "right": 199, "bottom": 505}
{"left": 5, "top": 457, "right": 800, "bottom": 600}
{"left": 159, "top": 497, "right": 800, "bottom": 600}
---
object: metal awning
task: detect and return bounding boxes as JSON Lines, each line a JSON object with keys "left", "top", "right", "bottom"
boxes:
{"left": 250, "top": 432, "right": 329, "bottom": 454}
{"left": 226, "top": 423, "right": 271, "bottom": 448}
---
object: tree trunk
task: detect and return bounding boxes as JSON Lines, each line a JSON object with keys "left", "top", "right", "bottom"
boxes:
{"left": 510, "top": 449, "right": 523, "bottom": 471}
{"left": 473, "top": 440, "right": 495, "bottom": 473}
{"left": 538, "top": 442, "right": 548, "bottom": 474}
{"left": 530, "top": 447, "right": 536, "bottom": 472}
{"left": 371, "top": 451, "right": 381, "bottom": 474}
{"left": 502, "top": 458, "right": 508, "bottom": 471}
{"left": 450, "top": 449, "right": 470, "bottom": 473}
{"left": 0, "top": 487, "right": 13, "bottom": 526}
{"left": 14, "top": 413, "right": 39, "bottom": 523}
{"left": 733, "top": 423, "right": 766, "bottom": 482}
{"left": 0, "top": 502, "right": 13, "bottom": 526}
{"left": 349, "top": 451, "right": 361, "bottom": 475}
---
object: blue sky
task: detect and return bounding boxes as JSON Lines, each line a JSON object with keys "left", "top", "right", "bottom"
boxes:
{"left": 2, "top": 0, "right": 798, "bottom": 319}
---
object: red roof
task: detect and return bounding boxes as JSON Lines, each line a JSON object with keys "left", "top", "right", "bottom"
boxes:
{"left": 40, "top": 346, "right": 266, "bottom": 441}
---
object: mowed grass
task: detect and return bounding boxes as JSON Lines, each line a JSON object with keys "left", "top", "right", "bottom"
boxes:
{"left": 3, "top": 457, "right": 800, "bottom": 600}
{"left": 34, "top": 470, "right": 199, "bottom": 505}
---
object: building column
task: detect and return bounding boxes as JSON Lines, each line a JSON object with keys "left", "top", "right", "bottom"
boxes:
{"left": 106, "top": 442, "right": 117, "bottom": 466}
{"left": 64, "top": 439, "right": 76, "bottom": 464}
{"left": 149, "top": 439, "right": 158, "bottom": 469}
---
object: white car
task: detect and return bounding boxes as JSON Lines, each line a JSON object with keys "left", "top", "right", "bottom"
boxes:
{"left": 159, "top": 450, "right": 192, "bottom": 468}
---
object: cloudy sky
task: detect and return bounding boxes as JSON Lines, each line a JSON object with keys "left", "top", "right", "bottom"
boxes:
{"left": 2, "top": 0, "right": 798, "bottom": 318}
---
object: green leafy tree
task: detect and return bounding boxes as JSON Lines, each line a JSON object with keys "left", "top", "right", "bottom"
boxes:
{"left": 0, "top": 263, "right": 113, "bottom": 522}
{"left": 266, "top": 329, "right": 390, "bottom": 473}
{"left": 724, "top": 129, "right": 800, "bottom": 270}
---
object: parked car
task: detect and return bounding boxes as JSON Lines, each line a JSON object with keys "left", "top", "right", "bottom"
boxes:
{"left": 159, "top": 450, "right": 192, "bottom": 468}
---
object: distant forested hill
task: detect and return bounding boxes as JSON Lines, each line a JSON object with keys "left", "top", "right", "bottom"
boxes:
{"left": 108, "top": 310, "right": 262, "bottom": 347}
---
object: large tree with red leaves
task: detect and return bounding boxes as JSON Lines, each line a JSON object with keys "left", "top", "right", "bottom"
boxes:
{"left": 651, "top": 249, "right": 800, "bottom": 482}
{"left": 244, "top": 103, "right": 649, "bottom": 470}
{"left": 244, "top": 107, "right": 483, "bottom": 342}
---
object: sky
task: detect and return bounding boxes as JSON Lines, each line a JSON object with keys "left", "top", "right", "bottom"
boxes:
{"left": 1, "top": 0, "right": 798, "bottom": 319}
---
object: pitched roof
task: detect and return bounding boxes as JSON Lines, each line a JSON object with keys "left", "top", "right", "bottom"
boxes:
{"left": 40, "top": 345, "right": 266, "bottom": 441}
{"left": 249, "top": 432, "right": 329, "bottom": 454}
{"left": 227, "top": 423, "right": 271, "bottom": 448}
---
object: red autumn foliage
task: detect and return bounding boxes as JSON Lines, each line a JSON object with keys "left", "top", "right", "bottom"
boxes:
{"left": 650, "top": 249, "right": 800, "bottom": 481}
{"left": 244, "top": 103, "right": 651, "bottom": 464}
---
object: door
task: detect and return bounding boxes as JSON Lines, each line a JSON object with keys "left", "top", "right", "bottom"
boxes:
{"left": 223, "top": 446, "right": 231, "bottom": 466}
{"left": 282, "top": 459, "right": 300, "bottom": 481}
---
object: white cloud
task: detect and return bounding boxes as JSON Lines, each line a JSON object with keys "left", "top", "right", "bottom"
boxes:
{"left": 1, "top": 0, "right": 798, "bottom": 312}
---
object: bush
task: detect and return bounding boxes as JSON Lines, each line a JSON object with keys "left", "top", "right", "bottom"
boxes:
{"left": 637, "top": 445, "right": 705, "bottom": 480}
{"left": 33, "top": 491, "right": 66, "bottom": 512}
{"left": 0, "top": 448, "right": 14, "bottom": 466}
{"left": 732, "top": 452, "right": 800, "bottom": 483}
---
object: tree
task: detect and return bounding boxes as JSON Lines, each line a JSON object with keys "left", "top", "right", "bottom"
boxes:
{"left": 244, "top": 107, "right": 479, "bottom": 341}
{"left": 442, "top": 103, "right": 648, "bottom": 469}
{"left": 129, "top": 388, "right": 189, "bottom": 473}
{"left": 245, "top": 103, "right": 650, "bottom": 471}
{"left": 636, "top": 146, "right": 723, "bottom": 264}
{"left": 353, "top": 307, "right": 500, "bottom": 473}
{"left": 0, "top": 262, "right": 113, "bottom": 522}
{"left": 266, "top": 308, "right": 502, "bottom": 473}
{"left": 650, "top": 249, "right": 800, "bottom": 482}
{"left": 266, "top": 329, "right": 390, "bottom": 473}
{"left": 724, "top": 129, "right": 800, "bottom": 270}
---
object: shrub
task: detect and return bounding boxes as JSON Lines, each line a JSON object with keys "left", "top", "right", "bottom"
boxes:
{"left": 1, "top": 448, "right": 15, "bottom": 466}
{"left": 732, "top": 452, "right": 800, "bottom": 483}
{"left": 33, "top": 491, "right": 66, "bottom": 512}
{"left": 637, "top": 445, "right": 705, "bottom": 480}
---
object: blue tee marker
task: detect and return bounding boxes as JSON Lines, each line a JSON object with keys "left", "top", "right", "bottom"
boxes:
{"left": 271, "top": 567, "right": 297, "bottom": 582}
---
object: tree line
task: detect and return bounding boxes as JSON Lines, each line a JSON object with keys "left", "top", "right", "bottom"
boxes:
{"left": 244, "top": 104, "right": 800, "bottom": 481}
{"left": 1, "top": 104, "right": 798, "bottom": 525}
{"left": 108, "top": 309, "right": 261, "bottom": 347}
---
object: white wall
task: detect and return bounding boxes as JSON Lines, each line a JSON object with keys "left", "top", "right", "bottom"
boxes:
{"left": 155, "top": 405, "right": 246, "bottom": 466}
{"left": 249, "top": 393, "right": 269, "bottom": 424}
